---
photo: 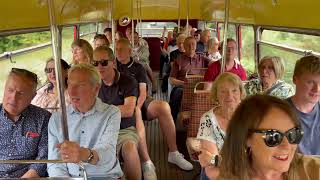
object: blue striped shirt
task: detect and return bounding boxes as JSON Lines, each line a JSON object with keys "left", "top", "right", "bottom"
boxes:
{"left": 47, "top": 98, "right": 123, "bottom": 178}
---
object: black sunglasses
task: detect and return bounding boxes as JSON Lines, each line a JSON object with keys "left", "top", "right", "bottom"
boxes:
{"left": 45, "top": 68, "right": 55, "bottom": 73}
{"left": 250, "top": 127, "right": 304, "bottom": 147}
{"left": 91, "top": 59, "right": 112, "bottom": 67}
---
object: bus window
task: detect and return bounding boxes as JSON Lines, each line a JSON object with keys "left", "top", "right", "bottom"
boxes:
{"left": 261, "top": 30, "right": 320, "bottom": 85}
{"left": 135, "top": 22, "right": 177, "bottom": 37}
{"left": 61, "top": 26, "right": 74, "bottom": 63}
{"left": 217, "top": 23, "right": 236, "bottom": 40}
{"left": 79, "top": 23, "right": 96, "bottom": 45}
{"left": 241, "top": 26, "right": 255, "bottom": 75}
{"left": 0, "top": 31, "right": 53, "bottom": 102}
{"left": 261, "top": 46, "right": 302, "bottom": 85}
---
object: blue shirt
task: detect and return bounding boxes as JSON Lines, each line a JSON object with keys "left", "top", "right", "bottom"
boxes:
{"left": 287, "top": 98, "right": 320, "bottom": 155}
{"left": 0, "top": 104, "right": 51, "bottom": 178}
{"left": 48, "top": 98, "right": 123, "bottom": 178}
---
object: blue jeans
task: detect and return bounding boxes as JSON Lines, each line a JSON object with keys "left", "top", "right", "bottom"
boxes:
{"left": 200, "top": 168, "right": 210, "bottom": 180}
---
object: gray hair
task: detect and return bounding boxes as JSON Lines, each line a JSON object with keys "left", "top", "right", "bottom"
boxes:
{"left": 68, "top": 64, "right": 101, "bottom": 86}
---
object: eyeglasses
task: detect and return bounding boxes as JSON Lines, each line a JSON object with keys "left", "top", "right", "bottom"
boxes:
{"left": 11, "top": 68, "right": 38, "bottom": 84}
{"left": 44, "top": 68, "right": 55, "bottom": 73}
{"left": 91, "top": 59, "right": 112, "bottom": 67}
{"left": 250, "top": 127, "right": 304, "bottom": 147}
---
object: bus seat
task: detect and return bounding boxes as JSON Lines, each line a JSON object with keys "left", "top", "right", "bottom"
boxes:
{"left": 186, "top": 82, "right": 217, "bottom": 161}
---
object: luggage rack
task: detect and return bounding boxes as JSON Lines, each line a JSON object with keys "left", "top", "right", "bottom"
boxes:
{"left": 0, "top": 160, "right": 88, "bottom": 180}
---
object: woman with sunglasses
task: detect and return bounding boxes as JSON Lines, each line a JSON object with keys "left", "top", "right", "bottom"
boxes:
{"left": 71, "top": 39, "right": 93, "bottom": 64}
{"left": 32, "top": 58, "right": 70, "bottom": 112}
{"left": 216, "top": 95, "right": 319, "bottom": 180}
{"left": 197, "top": 72, "right": 246, "bottom": 180}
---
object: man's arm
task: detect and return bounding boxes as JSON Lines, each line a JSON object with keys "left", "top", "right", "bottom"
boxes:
{"left": 47, "top": 113, "right": 70, "bottom": 177}
{"left": 21, "top": 169, "right": 39, "bottom": 178}
{"left": 117, "top": 96, "right": 137, "bottom": 117}
{"left": 169, "top": 77, "right": 184, "bottom": 87}
{"left": 137, "top": 83, "right": 147, "bottom": 109}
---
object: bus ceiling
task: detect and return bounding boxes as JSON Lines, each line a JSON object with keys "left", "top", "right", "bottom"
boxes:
{"left": 0, "top": 0, "right": 319, "bottom": 33}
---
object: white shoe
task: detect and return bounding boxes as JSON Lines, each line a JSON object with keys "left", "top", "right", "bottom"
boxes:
{"left": 168, "top": 151, "right": 193, "bottom": 170}
{"left": 142, "top": 161, "right": 157, "bottom": 180}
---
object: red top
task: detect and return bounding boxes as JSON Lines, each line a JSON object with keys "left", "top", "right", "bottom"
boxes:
{"left": 204, "top": 60, "right": 247, "bottom": 81}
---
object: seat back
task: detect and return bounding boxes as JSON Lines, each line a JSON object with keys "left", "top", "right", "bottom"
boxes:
{"left": 187, "top": 82, "right": 216, "bottom": 137}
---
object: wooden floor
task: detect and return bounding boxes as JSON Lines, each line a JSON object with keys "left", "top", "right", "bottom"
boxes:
{"left": 144, "top": 77, "right": 201, "bottom": 180}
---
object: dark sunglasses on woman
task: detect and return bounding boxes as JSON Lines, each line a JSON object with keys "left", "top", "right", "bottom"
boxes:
{"left": 250, "top": 127, "right": 304, "bottom": 147}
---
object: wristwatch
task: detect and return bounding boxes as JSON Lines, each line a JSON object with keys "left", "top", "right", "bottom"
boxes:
{"left": 84, "top": 149, "right": 94, "bottom": 163}
{"left": 210, "top": 154, "right": 219, "bottom": 167}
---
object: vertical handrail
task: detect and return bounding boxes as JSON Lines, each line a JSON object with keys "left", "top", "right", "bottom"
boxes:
{"left": 220, "top": 0, "right": 230, "bottom": 74}
{"left": 111, "top": 0, "right": 116, "bottom": 51}
{"left": 186, "top": 0, "right": 190, "bottom": 35}
{"left": 48, "top": 0, "right": 69, "bottom": 141}
{"left": 131, "top": 0, "right": 135, "bottom": 49}
{"left": 178, "top": 0, "right": 181, "bottom": 32}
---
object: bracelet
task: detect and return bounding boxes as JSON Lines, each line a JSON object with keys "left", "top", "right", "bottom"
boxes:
{"left": 210, "top": 154, "right": 220, "bottom": 167}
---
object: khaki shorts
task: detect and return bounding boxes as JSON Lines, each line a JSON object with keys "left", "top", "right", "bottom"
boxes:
{"left": 116, "top": 126, "right": 139, "bottom": 158}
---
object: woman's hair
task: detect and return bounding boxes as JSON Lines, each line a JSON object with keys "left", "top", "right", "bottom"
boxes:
{"left": 218, "top": 95, "right": 301, "bottom": 180}
{"left": 93, "top": 34, "right": 110, "bottom": 47}
{"left": 71, "top": 39, "right": 93, "bottom": 64}
{"left": 45, "top": 58, "right": 70, "bottom": 91}
{"left": 211, "top": 72, "right": 246, "bottom": 103}
{"left": 207, "top": 37, "right": 219, "bottom": 51}
{"left": 258, "top": 56, "right": 285, "bottom": 79}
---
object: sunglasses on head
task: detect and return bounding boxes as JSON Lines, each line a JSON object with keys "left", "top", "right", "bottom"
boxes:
{"left": 44, "top": 68, "right": 55, "bottom": 73}
{"left": 250, "top": 127, "right": 304, "bottom": 147}
{"left": 91, "top": 59, "right": 112, "bottom": 67}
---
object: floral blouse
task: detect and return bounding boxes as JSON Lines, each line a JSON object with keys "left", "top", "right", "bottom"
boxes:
{"left": 197, "top": 108, "right": 225, "bottom": 151}
{"left": 31, "top": 83, "right": 69, "bottom": 113}
{"left": 244, "top": 79, "right": 295, "bottom": 99}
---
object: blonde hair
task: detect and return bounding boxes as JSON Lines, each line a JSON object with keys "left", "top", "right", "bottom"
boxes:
{"left": 68, "top": 64, "right": 101, "bottom": 86}
{"left": 211, "top": 72, "right": 246, "bottom": 103}
{"left": 207, "top": 37, "right": 219, "bottom": 50}
{"left": 71, "top": 39, "right": 93, "bottom": 64}
{"left": 258, "top": 56, "right": 285, "bottom": 79}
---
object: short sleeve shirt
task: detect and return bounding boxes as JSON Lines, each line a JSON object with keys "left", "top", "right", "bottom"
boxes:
{"left": 170, "top": 53, "right": 209, "bottom": 81}
{"left": 117, "top": 58, "right": 148, "bottom": 85}
{"left": 287, "top": 98, "right": 320, "bottom": 155}
{"left": 204, "top": 60, "right": 247, "bottom": 82}
{"left": 197, "top": 109, "right": 225, "bottom": 151}
{"left": 98, "top": 70, "right": 138, "bottom": 129}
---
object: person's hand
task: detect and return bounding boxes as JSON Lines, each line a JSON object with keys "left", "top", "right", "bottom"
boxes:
{"left": 56, "top": 140, "right": 81, "bottom": 163}
{"left": 198, "top": 149, "right": 213, "bottom": 167}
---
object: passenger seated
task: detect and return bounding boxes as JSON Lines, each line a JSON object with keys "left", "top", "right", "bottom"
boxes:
{"left": 287, "top": 55, "right": 320, "bottom": 155}
{"left": 197, "top": 73, "right": 245, "bottom": 180}
{"left": 93, "top": 34, "right": 110, "bottom": 49}
{"left": 204, "top": 38, "right": 247, "bottom": 90}
{"left": 217, "top": 95, "right": 319, "bottom": 180}
{"left": 116, "top": 38, "right": 193, "bottom": 177}
{"left": 47, "top": 64, "right": 122, "bottom": 178}
{"left": 196, "top": 29, "right": 211, "bottom": 53}
{"left": 93, "top": 46, "right": 141, "bottom": 180}
{"left": 103, "top": 27, "right": 113, "bottom": 48}
{"left": 0, "top": 68, "right": 51, "bottom": 178}
{"left": 206, "top": 37, "right": 221, "bottom": 64}
{"left": 245, "top": 56, "right": 294, "bottom": 99}
{"left": 169, "top": 36, "right": 209, "bottom": 121}
{"left": 32, "top": 58, "right": 70, "bottom": 112}
{"left": 71, "top": 39, "right": 93, "bottom": 64}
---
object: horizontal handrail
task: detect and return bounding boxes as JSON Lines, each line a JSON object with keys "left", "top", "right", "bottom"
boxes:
{"left": 258, "top": 40, "right": 320, "bottom": 57}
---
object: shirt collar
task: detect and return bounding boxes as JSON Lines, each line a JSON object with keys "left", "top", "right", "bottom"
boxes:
{"left": 118, "top": 58, "right": 134, "bottom": 68}
{"left": 68, "top": 98, "right": 105, "bottom": 115}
